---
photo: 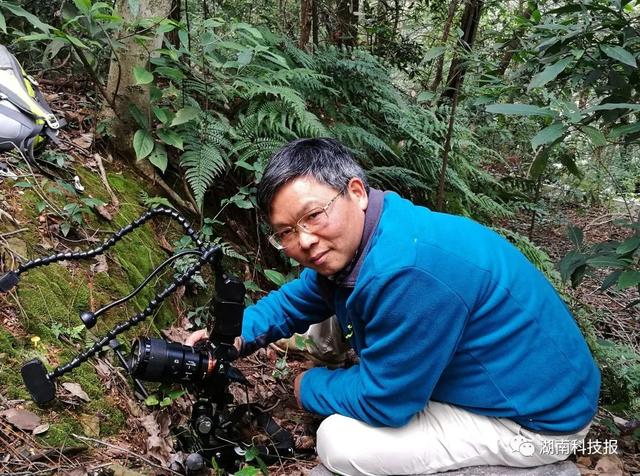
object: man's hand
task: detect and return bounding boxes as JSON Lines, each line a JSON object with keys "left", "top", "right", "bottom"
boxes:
{"left": 185, "top": 329, "right": 209, "bottom": 347}
{"left": 185, "top": 329, "right": 243, "bottom": 355}
{"left": 294, "top": 371, "right": 306, "bottom": 409}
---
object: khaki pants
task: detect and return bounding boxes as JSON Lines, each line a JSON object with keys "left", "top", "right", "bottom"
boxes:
{"left": 316, "top": 401, "right": 590, "bottom": 476}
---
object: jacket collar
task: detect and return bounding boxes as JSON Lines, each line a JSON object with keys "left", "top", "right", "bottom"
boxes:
{"left": 331, "top": 188, "right": 386, "bottom": 287}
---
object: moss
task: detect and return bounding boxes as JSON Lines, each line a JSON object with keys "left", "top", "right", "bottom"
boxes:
{"left": 39, "top": 418, "right": 83, "bottom": 447}
{"left": 4, "top": 165, "right": 191, "bottom": 446}
{"left": 0, "top": 328, "right": 30, "bottom": 400}
{"left": 19, "top": 263, "right": 91, "bottom": 338}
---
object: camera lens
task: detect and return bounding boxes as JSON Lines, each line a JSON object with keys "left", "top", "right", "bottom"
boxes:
{"left": 128, "top": 338, "right": 213, "bottom": 383}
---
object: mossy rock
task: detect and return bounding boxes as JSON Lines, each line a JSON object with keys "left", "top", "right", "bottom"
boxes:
{"left": 2, "top": 162, "right": 191, "bottom": 446}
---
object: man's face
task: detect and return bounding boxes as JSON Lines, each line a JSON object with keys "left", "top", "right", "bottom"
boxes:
{"left": 269, "top": 176, "right": 369, "bottom": 276}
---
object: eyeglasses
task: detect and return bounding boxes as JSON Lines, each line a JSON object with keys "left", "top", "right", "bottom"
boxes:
{"left": 268, "top": 189, "right": 344, "bottom": 250}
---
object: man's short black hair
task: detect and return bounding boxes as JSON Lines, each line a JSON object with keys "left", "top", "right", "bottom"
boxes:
{"left": 257, "top": 137, "right": 369, "bottom": 216}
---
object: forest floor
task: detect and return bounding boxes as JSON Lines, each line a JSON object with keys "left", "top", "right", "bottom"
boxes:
{"left": 0, "top": 84, "right": 638, "bottom": 476}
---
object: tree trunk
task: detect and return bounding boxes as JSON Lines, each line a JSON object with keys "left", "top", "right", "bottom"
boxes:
{"left": 300, "top": 0, "right": 313, "bottom": 49}
{"left": 430, "top": 0, "right": 460, "bottom": 92}
{"left": 440, "top": 0, "right": 483, "bottom": 101}
{"left": 167, "top": 0, "right": 181, "bottom": 48}
{"left": 104, "top": 0, "right": 174, "bottom": 158}
{"left": 312, "top": 0, "right": 319, "bottom": 47}
{"left": 435, "top": 0, "right": 484, "bottom": 211}
{"left": 335, "top": 0, "right": 358, "bottom": 47}
{"left": 495, "top": 6, "right": 532, "bottom": 76}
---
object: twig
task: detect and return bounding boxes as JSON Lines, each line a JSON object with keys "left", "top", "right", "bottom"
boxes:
{"left": 70, "top": 45, "right": 118, "bottom": 114}
{"left": 0, "top": 209, "right": 20, "bottom": 225}
{"left": 70, "top": 433, "right": 182, "bottom": 475}
{"left": 134, "top": 161, "right": 197, "bottom": 215}
{"left": 0, "top": 228, "right": 28, "bottom": 238}
{"left": 96, "top": 154, "right": 119, "bottom": 208}
{"left": 584, "top": 212, "right": 626, "bottom": 231}
{"left": 9, "top": 148, "right": 64, "bottom": 216}
{"left": 0, "top": 236, "right": 26, "bottom": 261}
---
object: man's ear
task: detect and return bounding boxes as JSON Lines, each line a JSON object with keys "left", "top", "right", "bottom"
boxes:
{"left": 347, "top": 178, "right": 369, "bottom": 211}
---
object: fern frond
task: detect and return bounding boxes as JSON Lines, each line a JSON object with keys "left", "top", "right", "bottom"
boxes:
{"left": 367, "top": 166, "right": 432, "bottom": 196}
{"left": 213, "top": 237, "right": 249, "bottom": 262}
{"left": 180, "top": 115, "right": 231, "bottom": 211}
{"left": 331, "top": 124, "right": 396, "bottom": 160}
{"left": 236, "top": 80, "right": 307, "bottom": 118}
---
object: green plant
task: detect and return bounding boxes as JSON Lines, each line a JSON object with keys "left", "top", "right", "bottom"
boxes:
{"left": 272, "top": 354, "right": 290, "bottom": 380}
{"left": 144, "top": 387, "right": 186, "bottom": 408}
{"left": 559, "top": 222, "right": 640, "bottom": 303}
{"left": 51, "top": 322, "right": 86, "bottom": 341}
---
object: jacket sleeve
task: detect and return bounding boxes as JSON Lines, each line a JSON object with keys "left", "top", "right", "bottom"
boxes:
{"left": 299, "top": 266, "right": 470, "bottom": 427}
{"left": 240, "top": 268, "right": 334, "bottom": 355}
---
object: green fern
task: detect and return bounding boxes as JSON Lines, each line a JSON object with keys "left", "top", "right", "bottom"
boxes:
{"left": 180, "top": 114, "right": 232, "bottom": 211}
{"left": 367, "top": 166, "right": 432, "bottom": 197}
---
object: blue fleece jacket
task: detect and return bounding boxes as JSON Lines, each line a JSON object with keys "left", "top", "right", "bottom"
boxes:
{"left": 241, "top": 192, "right": 600, "bottom": 433}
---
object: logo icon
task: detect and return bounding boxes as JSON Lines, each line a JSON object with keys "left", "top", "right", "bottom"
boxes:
{"left": 510, "top": 435, "right": 535, "bottom": 457}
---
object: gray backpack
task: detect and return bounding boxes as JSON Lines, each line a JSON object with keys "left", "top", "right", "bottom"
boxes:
{"left": 0, "top": 44, "right": 63, "bottom": 165}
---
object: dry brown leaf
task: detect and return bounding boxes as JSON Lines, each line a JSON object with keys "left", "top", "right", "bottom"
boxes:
{"left": 94, "top": 359, "right": 111, "bottom": 379}
{"left": 91, "top": 255, "right": 109, "bottom": 274}
{"left": 95, "top": 204, "right": 113, "bottom": 220}
{"left": 229, "top": 384, "right": 248, "bottom": 404}
{"left": 594, "top": 455, "right": 624, "bottom": 476}
{"left": 140, "top": 412, "right": 173, "bottom": 466}
{"left": 32, "top": 423, "right": 49, "bottom": 435}
{"left": 72, "top": 133, "right": 93, "bottom": 149}
{"left": 158, "top": 234, "right": 173, "bottom": 253}
{"left": 1, "top": 408, "right": 41, "bottom": 431}
{"left": 161, "top": 327, "right": 191, "bottom": 344}
{"left": 296, "top": 435, "right": 315, "bottom": 450}
{"left": 157, "top": 410, "right": 171, "bottom": 436}
{"left": 62, "top": 382, "right": 91, "bottom": 402}
{"left": 107, "top": 464, "right": 146, "bottom": 476}
{"left": 79, "top": 414, "right": 100, "bottom": 438}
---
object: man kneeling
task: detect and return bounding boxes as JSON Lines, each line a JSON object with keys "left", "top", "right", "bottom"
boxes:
{"left": 189, "top": 138, "right": 600, "bottom": 475}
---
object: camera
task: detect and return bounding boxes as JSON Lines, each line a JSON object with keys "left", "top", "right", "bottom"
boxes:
{"left": 128, "top": 337, "right": 216, "bottom": 384}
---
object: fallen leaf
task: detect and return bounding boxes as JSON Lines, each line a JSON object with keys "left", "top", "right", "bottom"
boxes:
{"left": 32, "top": 423, "right": 49, "bottom": 435}
{"left": 229, "top": 384, "right": 248, "bottom": 405}
{"left": 108, "top": 464, "right": 146, "bottom": 476}
{"left": 72, "top": 133, "right": 93, "bottom": 149}
{"left": 140, "top": 412, "right": 173, "bottom": 466}
{"left": 161, "top": 327, "right": 191, "bottom": 344}
{"left": 594, "top": 455, "right": 624, "bottom": 476}
{"left": 79, "top": 414, "right": 100, "bottom": 437}
{"left": 94, "top": 359, "right": 111, "bottom": 379}
{"left": 296, "top": 435, "right": 315, "bottom": 450}
{"left": 1, "top": 408, "right": 41, "bottom": 431}
{"left": 62, "top": 382, "right": 91, "bottom": 402}
{"left": 91, "top": 255, "right": 108, "bottom": 274}
{"left": 95, "top": 204, "right": 113, "bottom": 220}
{"left": 158, "top": 235, "right": 173, "bottom": 253}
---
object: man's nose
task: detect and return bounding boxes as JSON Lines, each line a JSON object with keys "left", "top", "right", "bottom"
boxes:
{"left": 297, "top": 228, "right": 318, "bottom": 249}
